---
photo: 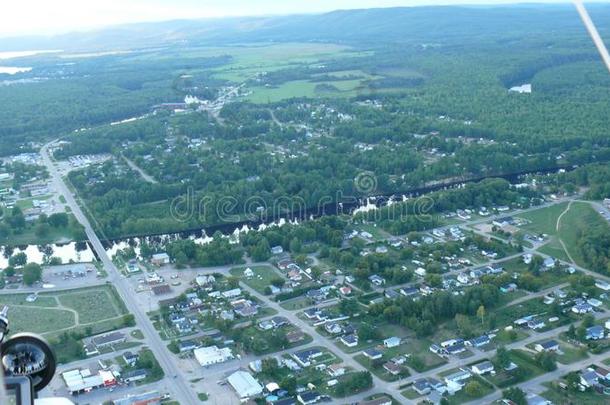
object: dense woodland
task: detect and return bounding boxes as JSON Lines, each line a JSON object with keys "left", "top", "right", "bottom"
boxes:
{"left": 2, "top": 5, "right": 610, "bottom": 241}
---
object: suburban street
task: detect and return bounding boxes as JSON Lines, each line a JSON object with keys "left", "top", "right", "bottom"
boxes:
{"left": 40, "top": 142, "right": 200, "bottom": 405}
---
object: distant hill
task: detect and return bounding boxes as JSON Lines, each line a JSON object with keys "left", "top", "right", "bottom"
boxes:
{"left": 1, "top": 4, "right": 609, "bottom": 52}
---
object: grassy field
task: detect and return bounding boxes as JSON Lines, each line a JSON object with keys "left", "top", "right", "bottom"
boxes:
{"left": 0, "top": 285, "right": 128, "bottom": 336}
{"left": 486, "top": 349, "right": 548, "bottom": 388}
{"left": 229, "top": 265, "right": 282, "bottom": 294}
{"left": 57, "top": 286, "right": 126, "bottom": 323}
{"left": 5, "top": 305, "right": 76, "bottom": 334}
{"left": 244, "top": 79, "right": 367, "bottom": 103}
{"left": 517, "top": 202, "right": 568, "bottom": 236}
{"left": 541, "top": 384, "right": 609, "bottom": 405}
{"left": 557, "top": 201, "right": 609, "bottom": 267}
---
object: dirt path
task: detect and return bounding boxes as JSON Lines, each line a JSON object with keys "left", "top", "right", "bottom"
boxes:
{"left": 556, "top": 200, "right": 577, "bottom": 264}
{"left": 122, "top": 155, "right": 158, "bottom": 184}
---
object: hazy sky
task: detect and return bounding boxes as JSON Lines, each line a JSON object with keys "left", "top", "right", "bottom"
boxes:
{"left": 0, "top": 0, "right": 604, "bottom": 37}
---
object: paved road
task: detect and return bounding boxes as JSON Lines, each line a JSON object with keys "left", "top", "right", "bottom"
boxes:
{"left": 41, "top": 143, "right": 199, "bottom": 405}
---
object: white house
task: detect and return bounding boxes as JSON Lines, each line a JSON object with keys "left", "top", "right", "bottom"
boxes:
{"left": 383, "top": 337, "right": 401, "bottom": 348}
{"left": 471, "top": 361, "right": 494, "bottom": 375}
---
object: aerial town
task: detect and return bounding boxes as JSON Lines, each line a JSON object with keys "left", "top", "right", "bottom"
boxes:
{"left": 3, "top": 2, "right": 610, "bottom": 405}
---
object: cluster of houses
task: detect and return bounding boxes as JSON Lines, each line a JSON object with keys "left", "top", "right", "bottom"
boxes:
{"left": 429, "top": 334, "right": 494, "bottom": 357}
{"left": 413, "top": 362, "right": 495, "bottom": 401}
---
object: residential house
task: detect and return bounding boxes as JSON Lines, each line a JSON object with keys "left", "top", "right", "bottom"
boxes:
{"left": 327, "top": 364, "right": 346, "bottom": 377}
{"left": 572, "top": 303, "right": 594, "bottom": 314}
{"left": 586, "top": 325, "right": 605, "bottom": 340}
{"left": 178, "top": 340, "right": 198, "bottom": 352}
{"left": 122, "top": 352, "right": 138, "bottom": 367}
{"left": 534, "top": 340, "right": 559, "bottom": 353}
{"left": 297, "top": 391, "right": 321, "bottom": 405}
{"left": 413, "top": 379, "right": 431, "bottom": 395}
{"left": 122, "top": 369, "right": 148, "bottom": 384}
{"left": 444, "top": 370, "right": 472, "bottom": 386}
{"left": 471, "top": 361, "right": 494, "bottom": 375}
{"left": 325, "top": 323, "right": 343, "bottom": 335}
{"left": 362, "top": 348, "right": 383, "bottom": 360}
{"left": 383, "top": 362, "right": 401, "bottom": 376}
{"left": 292, "top": 349, "right": 323, "bottom": 367}
{"left": 340, "top": 334, "right": 358, "bottom": 348}
{"left": 467, "top": 335, "right": 491, "bottom": 348}
{"left": 369, "top": 275, "right": 386, "bottom": 286}
{"left": 383, "top": 337, "right": 401, "bottom": 348}
{"left": 580, "top": 369, "right": 599, "bottom": 388}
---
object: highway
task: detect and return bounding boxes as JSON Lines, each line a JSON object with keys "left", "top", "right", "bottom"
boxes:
{"left": 40, "top": 142, "right": 200, "bottom": 405}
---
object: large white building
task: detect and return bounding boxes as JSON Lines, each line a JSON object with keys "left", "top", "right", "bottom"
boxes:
{"left": 194, "top": 346, "right": 233, "bottom": 367}
{"left": 227, "top": 370, "right": 263, "bottom": 399}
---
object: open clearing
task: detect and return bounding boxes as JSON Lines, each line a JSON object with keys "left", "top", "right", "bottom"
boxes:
{"left": 0, "top": 285, "right": 128, "bottom": 335}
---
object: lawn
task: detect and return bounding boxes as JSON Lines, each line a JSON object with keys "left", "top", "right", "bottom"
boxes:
{"left": 541, "top": 383, "right": 610, "bottom": 405}
{"left": 486, "top": 349, "right": 547, "bottom": 388}
{"left": 444, "top": 376, "right": 496, "bottom": 404}
{"left": 401, "top": 339, "right": 448, "bottom": 372}
{"left": 354, "top": 352, "right": 410, "bottom": 382}
{"left": 230, "top": 265, "right": 282, "bottom": 294}
{"left": 517, "top": 202, "right": 568, "bottom": 236}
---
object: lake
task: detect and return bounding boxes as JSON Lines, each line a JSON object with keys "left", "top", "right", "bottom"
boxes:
{"left": 0, "top": 242, "right": 95, "bottom": 269}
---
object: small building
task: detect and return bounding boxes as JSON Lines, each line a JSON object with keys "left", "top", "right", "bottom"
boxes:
{"left": 178, "top": 340, "right": 198, "bottom": 352}
{"left": 534, "top": 340, "right": 559, "bottom": 353}
{"left": 340, "top": 334, "right": 358, "bottom": 348}
{"left": 151, "top": 253, "right": 170, "bottom": 266}
{"left": 586, "top": 325, "right": 605, "bottom": 340}
{"left": 580, "top": 369, "right": 599, "bottom": 388}
{"left": 151, "top": 284, "right": 171, "bottom": 295}
{"left": 542, "top": 257, "right": 555, "bottom": 269}
{"left": 122, "top": 351, "right": 138, "bottom": 367}
{"left": 413, "top": 378, "right": 431, "bottom": 395}
{"left": 91, "top": 331, "right": 126, "bottom": 349}
{"left": 444, "top": 370, "right": 472, "bottom": 386}
{"left": 471, "top": 361, "right": 494, "bottom": 375}
{"left": 297, "top": 391, "right": 321, "bottom": 405}
{"left": 572, "top": 303, "right": 593, "bottom": 314}
{"left": 292, "top": 348, "right": 323, "bottom": 367}
{"left": 227, "top": 370, "right": 263, "bottom": 399}
{"left": 194, "top": 346, "right": 233, "bottom": 367}
{"left": 368, "top": 274, "right": 386, "bottom": 286}
{"left": 383, "top": 361, "right": 401, "bottom": 375}
{"left": 327, "top": 364, "right": 346, "bottom": 377}
{"left": 467, "top": 335, "right": 491, "bottom": 348}
{"left": 362, "top": 348, "right": 383, "bottom": 360}
{"left": 271, "top": 246, "right": 284, "bottom": 255}
{"left": 112, "top": 390, "right": 162, "bottom": 405}
{"left": 383, "top": 336, "right": 401, "bottom": 348}
{"left": 122, "top": 369, "right": 148, "bottom": 384}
